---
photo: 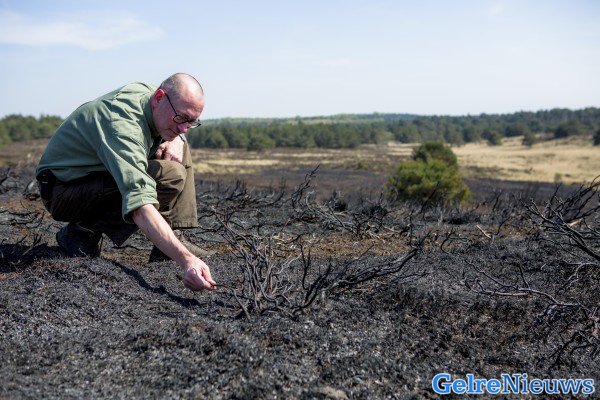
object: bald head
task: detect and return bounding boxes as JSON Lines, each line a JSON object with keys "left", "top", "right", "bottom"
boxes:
{"left": 159, "top": 73, "right": 204, "bottom": 103}
{"left": 151, "top": 73, "right": 205, "bottom": 138}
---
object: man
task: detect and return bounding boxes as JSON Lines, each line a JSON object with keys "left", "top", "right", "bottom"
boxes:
{"left": 36, "top": 73, "right": 216, "bottom": 292}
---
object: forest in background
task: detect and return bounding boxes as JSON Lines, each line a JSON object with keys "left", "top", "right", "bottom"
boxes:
{"left": 1, "top": 107, "right": 599, "bottom": 151}
{"left": 0, "top": 114, "right": 62, "bottom": 148}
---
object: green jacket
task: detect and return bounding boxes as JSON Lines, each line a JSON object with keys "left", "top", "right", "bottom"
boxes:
{"left": 37, "top": 82, "right": 162, "bottom": 223}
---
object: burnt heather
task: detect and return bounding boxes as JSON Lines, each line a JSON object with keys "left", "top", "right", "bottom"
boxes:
{"left": 0, "top": 166, "right": 598, "bottom": 399}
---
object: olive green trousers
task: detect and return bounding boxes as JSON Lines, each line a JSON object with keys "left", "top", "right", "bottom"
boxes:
{"left": 40, "top": 141, "right": 198, "bottom": 246}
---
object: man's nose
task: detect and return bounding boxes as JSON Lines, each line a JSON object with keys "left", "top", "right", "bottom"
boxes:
{"left": 177, "top": 123, "right": 190, "bottom": 133}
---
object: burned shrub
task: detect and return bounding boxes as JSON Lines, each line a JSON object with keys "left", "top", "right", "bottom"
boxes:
{"left": 465, "top": 178, "right": 600, "bottom": 366}
{"left": 194, "top": 168, "right": 427, "bottom": 317}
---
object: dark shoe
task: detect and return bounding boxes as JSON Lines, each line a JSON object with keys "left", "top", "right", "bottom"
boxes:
{"left": 56, "top": 223, "right": 102, "bottom": 257}
{"left": 148, "top": 231, "right": 215, "bottom": 262}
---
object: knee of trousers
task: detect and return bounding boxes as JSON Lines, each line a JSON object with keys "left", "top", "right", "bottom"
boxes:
{"left": 148, "top": 160, "right": 187, "bottom": 198}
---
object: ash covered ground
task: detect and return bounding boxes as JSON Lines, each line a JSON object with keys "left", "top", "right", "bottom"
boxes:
{"left": 0, "top": 165, "right": 598, "bottom": 399}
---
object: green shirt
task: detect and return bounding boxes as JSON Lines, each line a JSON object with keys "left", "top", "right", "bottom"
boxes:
{"left": 37, "top": 82, "right": 162, "bottom": 223}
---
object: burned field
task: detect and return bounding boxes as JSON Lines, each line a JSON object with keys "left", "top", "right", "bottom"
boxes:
{"left": 0, "top": 165, "right": 599, "bottom": 399}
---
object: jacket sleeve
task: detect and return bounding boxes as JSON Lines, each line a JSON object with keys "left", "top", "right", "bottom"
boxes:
{"left": 96, "top": 109, "right": 159, "bottom": 223}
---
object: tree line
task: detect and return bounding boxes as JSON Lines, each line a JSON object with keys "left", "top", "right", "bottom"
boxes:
{"left": 0, "top": 114, "right": 63, "bottom": 148}
{"left": 187, "top": 107, "right": 600, "bottom": 150}
{"left": 1, "top": 108, "right": 599, "bottom": 150}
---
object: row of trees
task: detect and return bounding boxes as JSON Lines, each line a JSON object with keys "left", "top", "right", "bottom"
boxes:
{"left": 2, "top": 108, "right": 599, "bottom": 150}
{"left": 0, "top": 114, "right": 63, "bottom": 148}
{"left": 186, "top": 123, "right": 392, "bottom": 151}
{"left": 188, "top": 107, "right": 600, "bottom": 150}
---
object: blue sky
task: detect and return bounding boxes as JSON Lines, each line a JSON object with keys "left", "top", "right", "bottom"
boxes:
{"left": 0, "top": 0, "right": 598, "bottom": 120}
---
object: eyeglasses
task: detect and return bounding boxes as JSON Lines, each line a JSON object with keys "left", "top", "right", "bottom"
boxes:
{"left": 164, "top": 92, "right": 202, "bottom": 128}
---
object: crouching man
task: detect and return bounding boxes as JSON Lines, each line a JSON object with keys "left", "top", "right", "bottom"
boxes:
{"left": 36, "top": 73, "right": 216, "bottom": 291}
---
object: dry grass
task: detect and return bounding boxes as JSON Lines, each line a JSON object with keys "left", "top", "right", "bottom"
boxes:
{"left": 191, "top": 135, "right": 599, "bottom": 185}
{"left": 453, "top": 135, "right": 600, "bottom": 184}
{"left": 1, "top": 136, "right": 597, "bottom": 185}
{"left": 191, "top": 143, "right": 414, "bottom": 175}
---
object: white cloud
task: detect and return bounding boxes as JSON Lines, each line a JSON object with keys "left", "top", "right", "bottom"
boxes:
{"left": 0, "top": 10, "right": 163, "bottom": 50}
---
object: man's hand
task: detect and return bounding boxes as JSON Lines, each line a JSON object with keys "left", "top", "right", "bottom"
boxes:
{"left": 132, "top": 204, "right": 216, "bottom": 292}
{"left": 155, "top": 136, "right": 184, "bottom": 163}
{"left": 184, "top": 259, "right": 217, "bottom": 291}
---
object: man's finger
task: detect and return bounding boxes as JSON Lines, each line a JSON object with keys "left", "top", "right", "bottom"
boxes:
{"left": 184, "top": 268, "right": 215, "bottom": 291}
{"left": 197, "top": 263, "right": 217, "bottom": 287}
{"left": 197, "top": 268, "right": 217, "bottom": 289}
{"left": 200, "top": 267, "right": 214, "bottom": 282}
{"left": 184, "top": 275, "right": 206, "bottom": 291}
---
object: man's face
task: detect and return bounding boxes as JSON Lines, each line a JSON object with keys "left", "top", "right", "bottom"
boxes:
{"left": 152, "top": 89, "right": 204, "bottom": 141}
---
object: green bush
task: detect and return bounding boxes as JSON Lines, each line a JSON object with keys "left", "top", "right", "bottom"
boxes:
{"left": 387, "top": 142, "right": 470, "bottom": 205}
{"left": 0, "top": 124, "right": 10, "bottom": 148}
{"left": 387, "top": 159, "right": 471, "bottom": 204}
{"left": 204, "top": 130, "right": 229, "bottom": 148}
{"left": 483, "top": 129, "right": 503, "bottom": 146}
{"left": 246, "top": 133, "right": 275, "bottom": 152}
{"left": 522, "top": 131, "right": 537, "bottom": 147}
{"left": 593, "top": 128, "right": 600, "bottom": 146}
{"left": 412, "top": 141, "right": 457, "bottom": 167}
{"left": 355, "top": 159, "right": 366, "bottom": 170}
{"left": 505, "top": 123, "right": 530, "bottom": 137}
{"left": 554, "top": 119, "right": 582, "bottom": 138}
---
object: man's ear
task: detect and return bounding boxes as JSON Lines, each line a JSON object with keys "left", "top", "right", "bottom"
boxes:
{"left": 151, "top": 89, "right": 166, "bottom": 109}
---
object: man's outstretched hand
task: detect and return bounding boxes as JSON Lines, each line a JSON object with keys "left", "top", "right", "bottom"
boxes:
{"left": 183, "top": 259, "right": 217, "bottom": 291}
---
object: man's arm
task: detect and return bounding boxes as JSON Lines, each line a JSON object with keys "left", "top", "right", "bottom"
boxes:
{"left": 132, "top": 204, "right": 216, "bottom": 291}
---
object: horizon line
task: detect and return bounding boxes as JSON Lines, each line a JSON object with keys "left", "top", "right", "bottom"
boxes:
{"left": 2, "top": 105, "right": 598, "bottom": 122}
